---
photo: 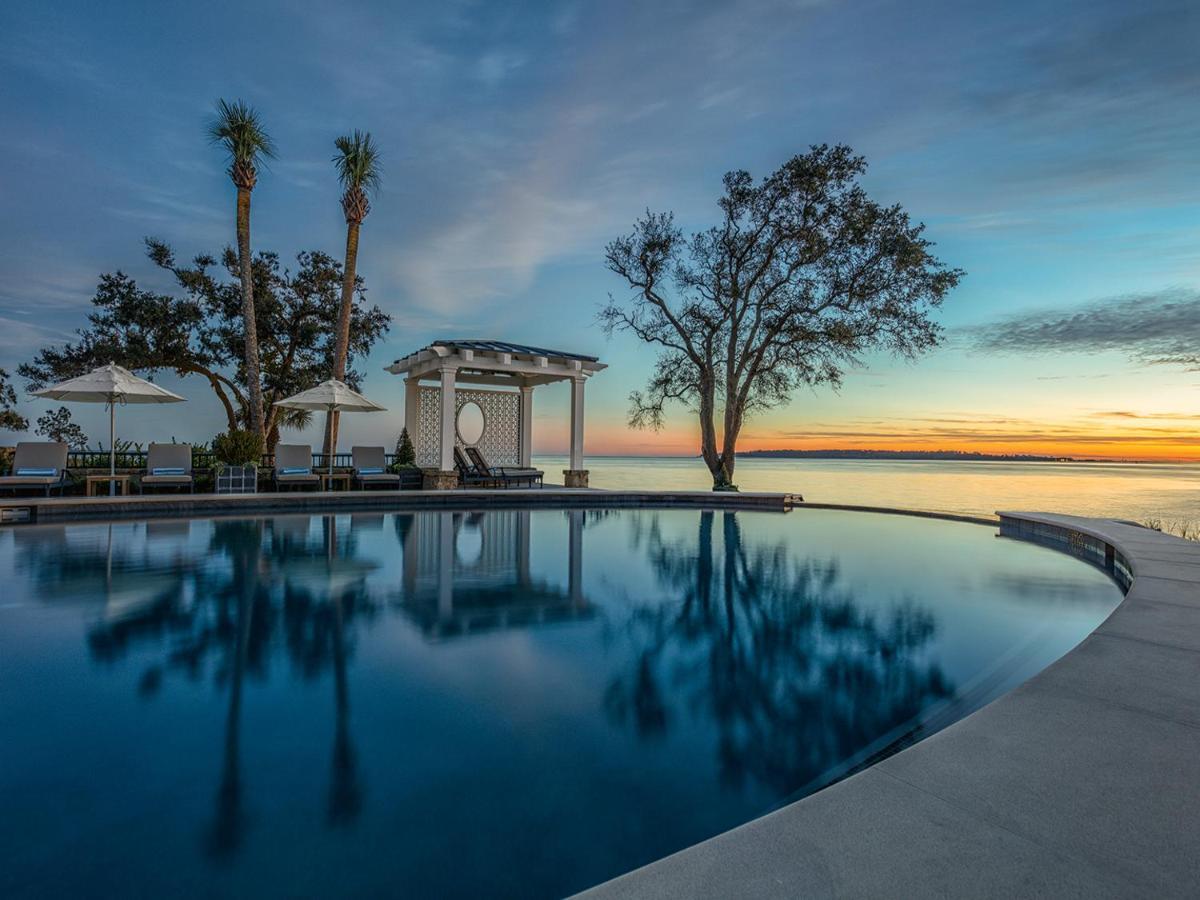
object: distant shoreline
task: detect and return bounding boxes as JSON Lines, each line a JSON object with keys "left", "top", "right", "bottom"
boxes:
{"left": 737, "top": 449, "right": 1076, "bottom": 462}
{"left": 529, "top": 453, "right": 1194, "bottom": 464}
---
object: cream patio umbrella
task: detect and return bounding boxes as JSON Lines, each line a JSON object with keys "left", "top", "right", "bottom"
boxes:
{"left": 273, "top": 379, "right": 387, "bottom": 475}
{"left": 32, "top": 363, "right": 186, "bottom": 496}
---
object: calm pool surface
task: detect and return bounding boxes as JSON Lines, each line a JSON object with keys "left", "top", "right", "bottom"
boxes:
{"left": 0, "top": 508, "right": 1122, "bottom": 898}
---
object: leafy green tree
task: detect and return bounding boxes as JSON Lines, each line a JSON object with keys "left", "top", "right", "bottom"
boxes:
{"left": 35, "top": 406, "right": 88, "bottom": 449}
{"left": 0, "top": 368, "right": 28, "bottom": 432}
{"left": 20, "top": 242, "right": 390, "bottom": 452}
{"left": 153, "top": 241, "right": 389, "bottom": 448}
{"left": 209, "top": 99, "right": 276, "bottom": 443}
{"left": 602, "top": 145, "right": 963, "bottom": 490}
{"left": 326, "top": 130, "right": 382, "bottom": 457}
{"left": 212, "top": 428, "right": 264, "bottom": 467}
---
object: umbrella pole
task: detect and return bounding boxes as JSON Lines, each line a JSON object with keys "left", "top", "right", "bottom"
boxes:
{"left": 109, "top": 399, "right": 116, "bottom": 497}
{"left": 329, "top": 405, "right": 335, "bottom": 477}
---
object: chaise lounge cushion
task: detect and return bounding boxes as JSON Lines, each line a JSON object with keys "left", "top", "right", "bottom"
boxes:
{"left": 0, "top": 443, "right": 69, "bottom": 488}
{"left": 141, "top": 443, "right": 193, "bottom": 486}
{"left": 274, "top": 445, "right": 320, "bottom": 484}
{"left": 141, "top": 473, "right": 193, "bottom": 484}
{"left": 352, "top": 446, "right": 400, "bottom": 485}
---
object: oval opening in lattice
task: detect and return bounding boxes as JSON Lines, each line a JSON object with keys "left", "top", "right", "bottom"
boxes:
{"left": 457, "top": 401, "right": 485, "bottom": 446}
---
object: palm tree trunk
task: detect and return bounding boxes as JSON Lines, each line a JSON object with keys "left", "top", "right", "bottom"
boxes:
{"left": 236, "top": 186, "right": 265, "bottom": 440}
{"left": 324, "top": 219, "right": 361, "bottom": 456}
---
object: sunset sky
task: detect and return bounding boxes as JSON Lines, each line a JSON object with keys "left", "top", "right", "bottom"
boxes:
{"left": 1, "top": 0, "right": 1197, "bottom": 460}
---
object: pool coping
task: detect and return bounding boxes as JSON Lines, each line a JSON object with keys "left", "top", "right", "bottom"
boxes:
{"left": 579, "top": 512, "right": 1200, "bottom": 897}
{"left": 0, "top": 487, "right": 803, "bottom": 525}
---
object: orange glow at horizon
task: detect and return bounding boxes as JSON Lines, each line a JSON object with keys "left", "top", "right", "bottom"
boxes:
{"left": 548, "top": 416, "right": 1200, "bottom": 462}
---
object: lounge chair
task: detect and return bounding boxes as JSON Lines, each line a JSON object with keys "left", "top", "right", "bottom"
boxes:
{"left": 139, "top": 443, "right": 193, "bottom": 494}
{"left": 454, "top": 446, "right": 498, "bottom": 488}
{"left": 273, "top": 444, "right": 320, "bottom": 492}
{"left": 466, "top": 446, "right": 543, "bottom": 488}
{"left": 0, "top": 442, "right": 69, "bottom": 497}
{"left": 351, "top": 446, "right": 400, "bottom": 490}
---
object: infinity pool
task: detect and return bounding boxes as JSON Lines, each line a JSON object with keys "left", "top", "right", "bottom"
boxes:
{"left": 0, "top": 508, "right": 1122, "bottom": 898}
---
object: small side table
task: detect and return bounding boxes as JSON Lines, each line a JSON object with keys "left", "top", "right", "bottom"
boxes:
{"left": 86, "top": 473, "right": 133, "bottom": 496}
{"left": 319, "top": 472, "right": 351, "bottom": 492}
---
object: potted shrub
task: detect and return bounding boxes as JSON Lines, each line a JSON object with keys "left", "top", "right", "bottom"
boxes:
{"left": 389, "top": 427, "right": 422, "bottom": 489}
{"left": 212, "top": 429, "right": 263, "bottom": 494}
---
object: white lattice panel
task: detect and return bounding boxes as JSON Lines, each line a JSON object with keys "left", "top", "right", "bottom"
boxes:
{"left": 416, "top": 386, "right": 522, "bottom": 467}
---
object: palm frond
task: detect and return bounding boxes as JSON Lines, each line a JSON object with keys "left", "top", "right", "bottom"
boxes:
{"left": 278, "top": 407, "right": 313, "bottom": 431}
{"left": 208, "top": 98, "right": 277, "bottom": 166}
{"left": 332, "top": 130, "right": 381, "bottom": 194}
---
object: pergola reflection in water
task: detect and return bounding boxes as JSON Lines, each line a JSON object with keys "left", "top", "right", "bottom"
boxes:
{"left": 397, "top": 509, "right": 591, "bottom": 639}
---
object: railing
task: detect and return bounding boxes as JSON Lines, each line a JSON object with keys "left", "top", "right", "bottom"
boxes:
{"left": 64, "top": 450, "right": 398, "bottom": 471}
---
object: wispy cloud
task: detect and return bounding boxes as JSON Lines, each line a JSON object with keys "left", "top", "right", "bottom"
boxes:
{"left": 963, "top": 287, "right": 1200, "bottom": 370}
{"left": 0, "top": 315, "right": 75, "bottom": 353}
{"left": 1090, "top": 410, "right": 1200, "bottom": 421}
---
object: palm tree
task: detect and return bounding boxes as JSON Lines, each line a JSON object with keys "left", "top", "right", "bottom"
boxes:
{"left": 324, "top": 130, "right": 381, "bottom": 456}
{"left": 209, "top": 99, "right": 276, "bottom": 442}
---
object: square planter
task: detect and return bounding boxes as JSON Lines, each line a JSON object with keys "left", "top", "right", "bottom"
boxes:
{"left": 216, "top": 464, "right": 258, "bottom": 495}
{"left": 397, "top": 468, "right": 424, "bottom": 490}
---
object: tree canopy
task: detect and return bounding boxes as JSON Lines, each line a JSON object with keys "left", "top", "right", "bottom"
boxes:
{"left": 333, "top": 130, "right": 381, "bottom": 224}
{"left": 35, "top": 407, "right": 88, "bottom": 449}
{"left": 0, "top": 368, "right": 28, "bottom": 432}
{"left": 20, "top": 241, "right": 390, "bottom": 450}
{"left": 208, "top": 99, "right": 276, "bottom": 191}
{"left": 601, "top": 145, "right": 963, "bottom": 489}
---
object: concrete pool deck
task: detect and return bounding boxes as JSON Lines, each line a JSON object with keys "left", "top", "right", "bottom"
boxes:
{"left": 581, "top": 512, "right": 1200, "bottom": 898}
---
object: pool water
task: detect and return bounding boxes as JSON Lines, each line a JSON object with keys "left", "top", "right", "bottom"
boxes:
{"left": 0, "top": 508, "right": 1122, "bottom": 898}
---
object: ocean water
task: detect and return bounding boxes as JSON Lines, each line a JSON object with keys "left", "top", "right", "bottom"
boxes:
{"left": 536, "top": 456, "right": 1200, "bottom": 523}
{"left": 0, "top": 508, "right": 1120, "bottom": 898}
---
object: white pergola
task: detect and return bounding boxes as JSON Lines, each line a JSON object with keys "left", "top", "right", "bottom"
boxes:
{"left": 385, "top": 340, "right": 606, "bottom": 487}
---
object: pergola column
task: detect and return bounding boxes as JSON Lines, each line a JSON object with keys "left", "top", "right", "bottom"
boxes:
{"left": 519, "top": 385, "right": 534, "bottom": 468}
{"left": 420, "top": 365, "right": 458, "bottom": 490}
{"left": 403, "top": 378, "right": 419, "bottom": 444}
{"left": 564, "top": 375, "right": 588, "bottom": 488}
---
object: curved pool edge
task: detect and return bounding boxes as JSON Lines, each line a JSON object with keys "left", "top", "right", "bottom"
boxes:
{"left": 0, "top": 487, "right": 803, "bottom": 525}
{"left": 579, "top": 512, "right": 1200, "bottom": 898}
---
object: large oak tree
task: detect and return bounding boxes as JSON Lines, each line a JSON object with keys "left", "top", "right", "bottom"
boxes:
{"left": 602, "top": 145, "right": 963, "bottom": 489}
{"left": 20, "top": 241, "right": 389, "bottom": 451}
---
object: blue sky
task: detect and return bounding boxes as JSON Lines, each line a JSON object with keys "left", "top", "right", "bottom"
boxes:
{"left": 1, "top": 0, "right": 1197, "bottom": 457}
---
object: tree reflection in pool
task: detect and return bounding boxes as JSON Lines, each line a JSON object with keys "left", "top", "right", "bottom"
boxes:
{"left": 0, "top": 508, "right": 1121, "bottom": 899}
